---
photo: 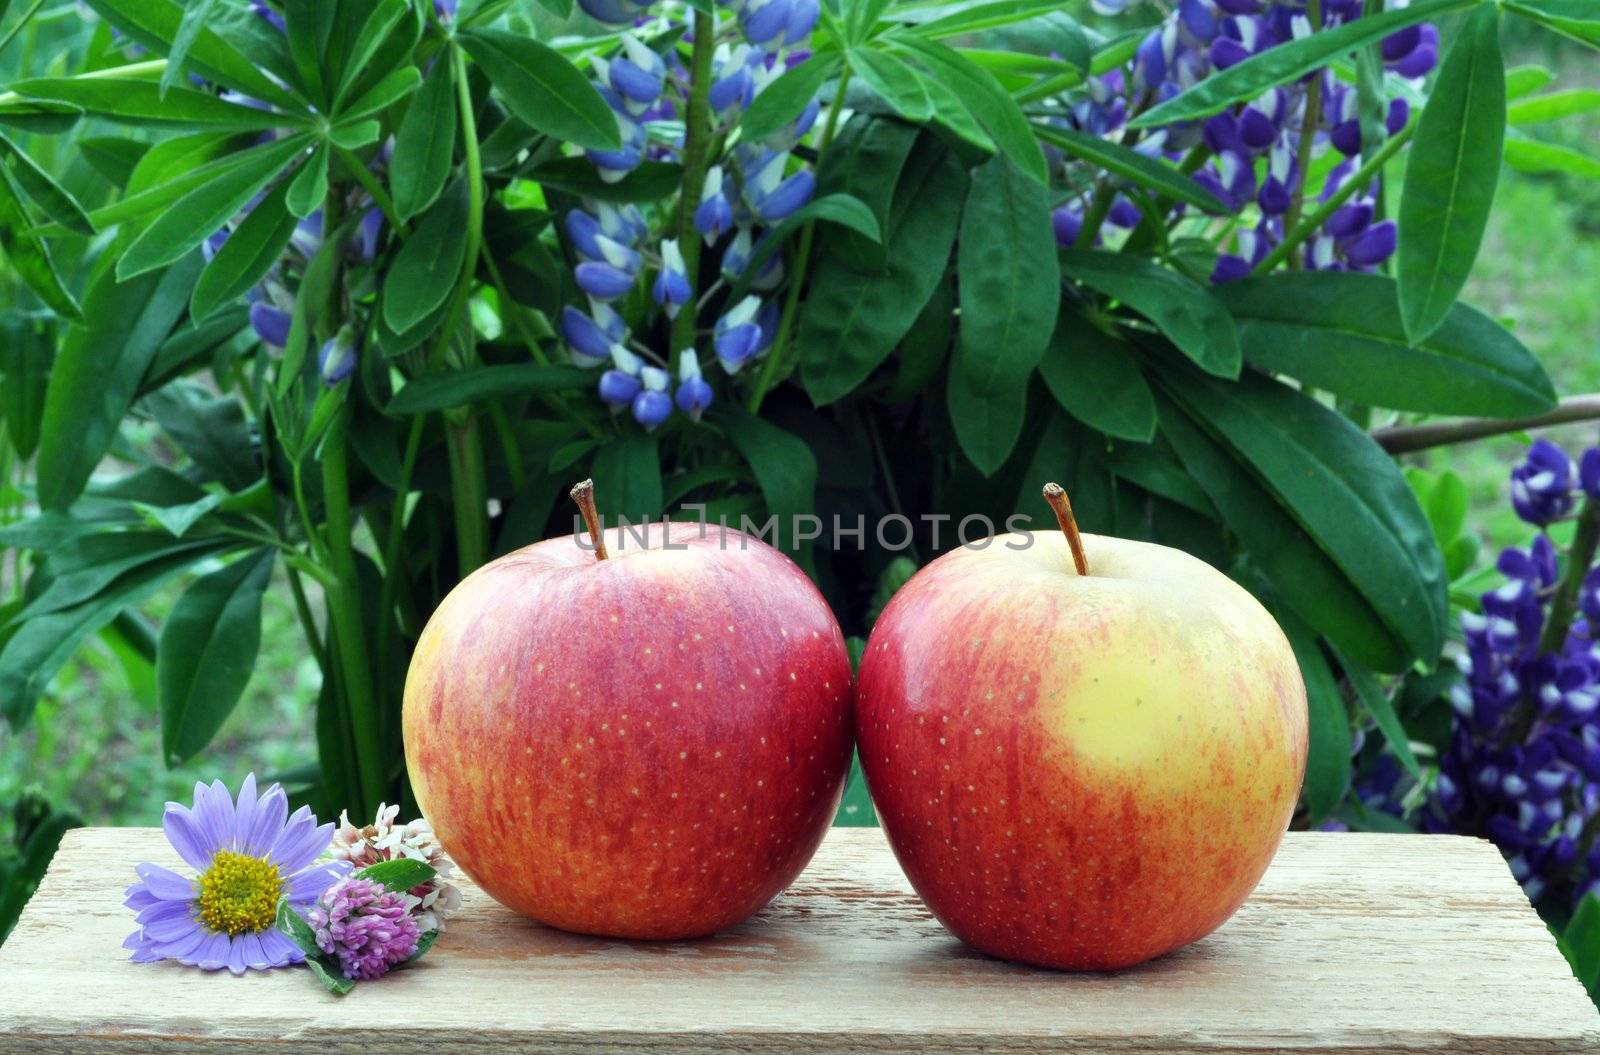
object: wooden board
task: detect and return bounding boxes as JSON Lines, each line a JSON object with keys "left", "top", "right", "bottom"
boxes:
{"left": 1, "top": 827, "right": 1596, "bottom": 1054}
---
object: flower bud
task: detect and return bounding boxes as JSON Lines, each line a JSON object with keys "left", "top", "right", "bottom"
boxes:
{"left": 249, "top": 302, "right": 292, "bottom": 348}
{"left": 653, "top": 238, "right": 692, "bottom": 317}
{"left": 675, "top": 353, "right": 714, "bottom": 421}
{"left": 713, "top": 296, "right": 765, "bottom": 374}
{"left": 318, "top": 327, "right": 358, "bottom": 385}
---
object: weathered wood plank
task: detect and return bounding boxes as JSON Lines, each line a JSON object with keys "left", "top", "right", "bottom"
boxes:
{"left": 0, "top": 827, "right": 1595, "bottom": 1054}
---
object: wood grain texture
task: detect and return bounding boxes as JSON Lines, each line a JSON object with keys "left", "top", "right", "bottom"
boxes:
{"left": 0, "top": 827, "right": 1596, "bottom": 1054}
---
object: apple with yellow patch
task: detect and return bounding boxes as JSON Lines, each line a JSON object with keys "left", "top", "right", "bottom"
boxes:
{"left": 403, "top": 481, "right": 853, "bottom": 939}
{"left": 856, "top": 483, "right": 1307, "bottom": 969}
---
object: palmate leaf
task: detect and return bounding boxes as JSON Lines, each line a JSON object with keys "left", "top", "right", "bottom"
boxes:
{"left": 191, "top": 179, "right": 299, "bottom": 320}
{"left": 382, "top": 178, "right": 469, "bottom": 334}
{"left": 1213, "top": 271, "right": 1554, "bottom": 416}
{"left": 392, "top": 54, "right": 458, "bottom": 222}
{"left": 1131, "top": 0, "right": 1473, "bottom": 127}
{"left": 847, "top": 47, "right": 935, "bottom": 121}
{"left": 460, "top": 30, "right": 620, "bottom": 152}
{"left": 385, "top": 364, "right": 592, "bottom": 415}
{"left": 1059, "top": 248, "right": 1240, "bottom": 378}
{"left": 743, "top": 50, "right": 840, "bottom": 141}
{"left": 709, "top": 404, "right": 819, "bottom": 563}
{"left": 948, "top": 154, "right": 1059, "bottom": 475}
{"left": 589, "top": 433, "right": 663, "bottom": 524}
{"left": 1037, "top": 311, "right": 1156, "bottom": 443}
{"left": 903, "top": 0, "right": 1083, "bottom": 41}
{"left": 1034, "top": 125, "right": 1227, "bottom": 214}
{"left": 12, "top": 77, "right": 300, "bottom": 131}
{"left": 0, "top": 164, "right": 79, "bottom": 320}
{"left": 159, "top": 0, "right": 224, "bottom": 97}
{"left": 0, "top": 134, "right": 93, "bottom": 235}
{"left": 892, "top": 38, "right": 1046, "bottom": 183}
{"left": 1396, "top": 5, "right": 1505, "bottom": 343}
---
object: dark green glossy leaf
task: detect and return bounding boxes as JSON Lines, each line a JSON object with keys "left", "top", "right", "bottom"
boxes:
{"left": 77, "top": 137, "right": 149, "bottom": 188}
{"left": 159, "top": 0, "right": 224, "bottom": 97}
{"left": 886, "top": 274, "right": 952, "bottom": 400}
{"left": 91, "top": 133, "right": 244, "bottom": 228}
{"left": 1279, "top": 609, "right": 1351, "bottom": 822}
{"left": 1166, "top": 371, "right": 1447, "bottom": 669}
{"left": 1397, "top": 5, "right": 1505, "bottom": 343}
{"left": 283, "top": 0, "right": 334, "bottom": 105}
{"left": 799, "top": 135, "right": 966, "bottom": 404}
{"left": 118, "top": 135, "right": 309, "bottom": 280}
{"left": 12, "top": 77, "right": 299, "bottom": 130}
{"left": 894, "top": 38, "right": 1046, "bottom": 182}
{"left": 1059, "top": 248, "right": 1240, "bottom": 377}
{"left": 141, "top": 381, "right": 260, "bottom": 491}
{"left": 338, "top": 65, "right": 421, "bottom": 124}
{"left": 393, "top": 56, "right": 457, "bottom": 222}
{"left": 948, "top": 154, "right": 1059, "bottom": 474}
{"left": 357, "top": 857, "right": 438, "bottom": 892}
{"left": 589, "top": 433, "right": 663, "bottom": 524}
{"left": 1504, "top": 0, "right": 1600, "bottom": 48}
{"left": 906, "top": 0, "right": 1078, "bottom": 39}
{"left": 1214, "top": 271, "right": 1553, "bottom": 416}
{"left": 461, "top": 30, "right": 620, "bottom": 152}
{"left": 1561, "top": 895, "right": 1600, "bottom": 998}
{"left": 1331, "top": 643, "right": 1421, "bottom": 780}
{"left": 0, "top": 313, "right": 52, "bottom": 458}
{"left": 1132, "top": 0, "right": 1471, "bottom": 127}
{"left": 1038, "top": 312, "right": 1155, "bottom": 442}
{"left": 286, "top": 143, "right": 328, "bottom": 219}
{"left": 37, "top": 253, "right": 203, "bottom": 510}
{"left": 0, "top": 165, "right": 79, "bottom": 320}
{"left": 524, "top": 157, "right": 682, "bottom": 202}
{"left": 331, "top": 0, "right": 410, "bottom": 108}
{"left": 709, "top": 403, "right": 818, "bottom": 561}
{"left": 158, "top": 548, "right": 275, "bottom": 765}
{"left": 729, "top": 192, "right": 884, "bottom": 300}
{"left": 0, "top": 134, "right": 93, "bottom": 235}
{"left": 21, "top": 533, "right": 225, "bottom": 618}
{"left": 1034, "top": 124, "right": 1227, "bottom": 214}
{"left": 743, "top": 51, "right": 839, "bottom": 142}
{"left": 383, "top": 178, "right": 469, "bottom": 334}
{"left": 386, "top": 363, "right": 591, "bottom": 415}
{"left": 846, "top": 47, "right": 934, "bottom": 121}
{"left": 192, "top": 180, "right": 299, "bottom": 320}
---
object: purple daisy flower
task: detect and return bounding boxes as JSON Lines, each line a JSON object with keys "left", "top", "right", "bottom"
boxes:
{"left": 123, "top": 775, "right": 348, "bottom": 975}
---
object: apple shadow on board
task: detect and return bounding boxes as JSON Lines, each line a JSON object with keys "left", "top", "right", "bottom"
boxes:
{"left": 400, "top": 480, "right": 1308, "bottom": 973}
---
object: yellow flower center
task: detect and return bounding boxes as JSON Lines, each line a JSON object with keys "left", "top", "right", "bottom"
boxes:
{"left": 196, "top": 850, "right": 283, "bottom": 936}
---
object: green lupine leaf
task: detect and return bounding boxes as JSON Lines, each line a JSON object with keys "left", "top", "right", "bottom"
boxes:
{"left": 1503, "top": 0, "right": 1600, "bottom": 48}
{"left": 285, "top": 143, "right": 327, "bottom": 220}
{"left": 1131, "top": 0, "right": 1471, "bottom": 127}
{"left": 0, "top": 313, "right": 53, "bottom": 458}
{"left": 191, "top": 179, "right": 299, "bottom": 320}
{"left": 709, "top": 404, "right": 819, "bottom": 562}
{"left": 338, "top": 65, "right": 421, "bottom": 124}
{"left": 392, "top": 55, "right": 457, "bottom": 222}
{"left": 1331, "top": 643, "right": 1422, "bottom": 780}
{"left": 948, "top": 154, "right": 1059, "bottom": 474}
{"left": 1280, "top": 610, "right": 1352, "bottom": 822}
{"left": 905, "top": 0, "right": 1082, "bottom": 40}
{"left": 589, "top": 433, "right": 663, "bottom": 523}
{"left": 1396, "top": 5, "right": 1505, "bottom": 343}
{"left": 0, "top": 165, "right": 80, "bottom": 320}
{"left": 1059, "top": 248, "right": 1240, "bottom": 378}
{"left": 385, "top": 364, "right": 591, "bottom": 415}
{"left": 847, "top": 47, "right": 934, "bottom": 121}
{"left": 159, "top": 0, "right": 224, "bottom": 97}
{"left": 331, "top": 0, "right": 410, "bottom": 108}
{"left": 158, "top": 549, "right": 275, "bottom": 765}
{"left": 1213, "top": 271, "right": 1554, "bottom": 416}
{"left": 0, "top": 134, "right": 93, "bottom": 234}
{"left": 1504, "top": 137, "right": 1600, "bottom": 181}
{"left": 894, "top": 38, "right": 1046, "bottom": 182}
{"left": 1507, "top": 88, "right": 1600, "bottom": 124}
{"left": 1034, "top": 124, "right": 1227, "bottom": 214}
{"left": 1504, "top": 64, "right": 1555, "bottom": 100}
{"left": 461, "top": 30, "right": 621, "bottom": 151}
{"left": 12, "top": 77, "right": 300, "bottom": 130}
{"left": 1038, "top": 312, "right": 1156, "bottom": 442}
{"left": 382, "top": 178, "right": 469, "bottom": 334}
{"left": 743, "top": 51, "right": 839, "bottom": 142}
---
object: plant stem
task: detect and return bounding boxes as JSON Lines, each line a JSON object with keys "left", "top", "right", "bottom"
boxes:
{"left": 284, "top": 564, "right": 329, "bottom": 674}
{"left": 1540, "top": 497, "right": 1600, "bottom": 655}
{"left": 1371, "top": 394, "right": 1600, "bottom": 453}
{"left": 446, "top": 417, "right": 490, "bottom": 574}
{"left": 1253, "top": 120, "right": 1414, "bottom": 274}
{"left": 321, "top": 403, "right": 385, "bottom": 814}
{"left": 1074, "top": 182, "right": 1115, "bottom": 250}
{"left": 0, "top": 58, "right": 164, "bottom": 105}
{"left": 334, "top": 146, "right": 408, "bottom": 236}
{"left": 1042, "top": 483, "right": 1090, "bottom": 576}
{"left": 669, "top": 10, "right": 717, "bottom": 362}
{"left": 746, "top": 65, "right": 853, "bottom": 414}
{"left": 1281, "top": 0, "right": 1324, "bottom": 257}
{"left": 375, "top": 414, "right": 425, "bottom": 696}
{"left": 0, "top": 0, "right": 49, "bottom": 56}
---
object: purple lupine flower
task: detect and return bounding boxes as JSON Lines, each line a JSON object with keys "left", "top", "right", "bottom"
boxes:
{"left": 713, "top": 295, "right": 765, "bottom": 373}
{"left": 561, "top": 302, "right": 627, "bottom": 366}
{"left": 694, "top": 166, "right": 735, "bottom": 241}
{"left": 599, "top": 346, "right": 645, "bottom": 410}
{"left": 632, "top": 365, "right": 673, "bottom": 430}
{"left": 1343, "top": 219, "right": 1396, "bottom": 267}
{"left": 1386, "top": 23, "right": 1438, "bottom": 78}
{"left": 653, "top": 238, "right": 692, "bottom": 317}
{"left": 742, "top": 0, "right": 795, "bottom": 46}
{"left": 1511, "top": 439, "right": 1577, "bottom": 525}
{"left": 353, "top": 207, "right": 384, "bottom": 263}
{"left": 1581, "top": 449, "right": 1600, "bottom": 500}
{"left": 307, "top": 876, "right": 420, "bottom": 981}
{"left": 250, "top": 302, "right": 292, "bottom": 348}
{"left": 123, "top": 775, "right": 348, "bottom": 974}
{"left": 318, "top": 328, "right": 358, "bottom": 385}
{"left": 709, "top": 45, "right": 758, "bottom": 113}
{"left": 675, "top": 352, "right": 713, "bottom": 421}
{"left": 1051, "top": 205, "right": 1084, "bottom": 248}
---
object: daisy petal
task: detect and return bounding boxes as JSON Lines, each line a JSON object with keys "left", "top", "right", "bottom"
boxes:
{"left": 286, "top": 861, "right": 350, "bottom": 903}
{"left": 190, "top": 932, "right": 231, "bottom": 971}
{"left": 270, "top": 812, "right": 333, "bottom": 873}
{"left": 226, "top": 935, "right": 248, "bottom": 976}
{"left": 123, "top": 931, "right": 147, "bottom": 951}
{"left": 232, "top": 774, "right": 259, "bottom": 855}
{"left": 128, "top": 944, "right": 164, "bottom": 963}
{"left": 144, "top": 912, "right": 201, "bottom": 943}
{"left": 136, "top": 899, "right": 193, "bottom": 926}
{"left": 259, "top": 928, "right": 301, "bottom": 966}
{"left": 236, "top": 931, "right": 271, "bottom": 971}
{"left": 162, "top": 804, "right": 216, "bottom": 871}
{"left": 153, "top": 926, "right": 209, "bottom": 960}
{"left": 124, "top": 884, "right": 159, "bottom": 911}
{"left": 246, "top": 783, "right": 289, "bottom": 856}
{"left": 135, "top": 863, "right": 196, "bottom": 901}
{"left": 193, "top": 781, "right": 234, "bottom": 855}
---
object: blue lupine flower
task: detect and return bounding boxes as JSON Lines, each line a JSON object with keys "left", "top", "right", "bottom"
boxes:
{"left": 318, "top": 328, "right": 357, "bottom": 385}
{"left": 585, "top": 110, "right": 648, "bottom": 182}
{"left": 1342, "top": 219, "right": 1396, "bottom": 268}
{"left": 599, "top": 368, "right": 643, "bottom": 409}
{"left": 632, "top": 366, "right": 673, "bottom": 430}
{"left": 694, "top": 166, "right": 735, "bottom": 241}
{"left": 675, "top": 352, "right": 713, "bottom": 421}
{"left": 653, "top": 238, "right": 692, "bottom": 317}
{"left": 596, "top": 35, "right": 666, "bottom": 114}
{"left": 353, "top": 207, "right": 384, "bottom": 263}
{"left": 783, "top": 0, "right": 820, "bottom": 45}
{"left": 560, "top": 301, "right": 628, "bottom": 366}
{"left": 713, "top": 296, "right": 765, "bottom": 373}
{"left": 741, "top": 0, "right": 795, "bottom": 46}
{"left": 1583, "top": 449, "right": 1600, "bottom": 499}
{"left": 1512, "top": 440, "right": 1577, "bottom": 525}
{"left": 566, "top": 209, "right": 608, "bottom": 260}
{"left": 434, "top": 0, "right": 457, "bottom": 21}
{"left": 709, "top": 45, "right": 758, "bottom": 113}
{"left": 573, "top": 235, "right": 641, "bottom": 300}
{"left": 249, "top": 302, "right": 292, "bottom": 348}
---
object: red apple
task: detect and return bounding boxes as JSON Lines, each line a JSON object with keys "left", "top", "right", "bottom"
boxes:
{"left": 403, "top": 481, "right": 853, "bottom": 939}
{"left": 856, "top": 484, "right": 1307, "bottom": 970}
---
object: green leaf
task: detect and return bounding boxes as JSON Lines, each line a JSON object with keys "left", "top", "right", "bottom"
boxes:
{"left": 1504, "top": 136, "right": 1600, "bottom": 181}
{"left": 409, "top": 927, "right": 440, "bottom": 962}
{"left": 192, "top": 180, "right": 299, "bottom": 321}
{"left": 329, "top": 120, "right": 380, "bottom": 149}
{"left": 37, "top": 254, "right": 203, "bottom": 510}
{"left": 356, "top": 857, "right": 438, "bottom": 893}
{"left": 78, "top": 137, "right": 150, "bottom": 189}
{"left": 708, "top": 404, "right": 819, "bottom": 560}
{"left": 1155, "top": 392, "right": 1406, "bottom": 672}
{"left": 393, "top": 55, "right": 457, "bottom": 222}
{"left": 799, "top": 135, "right": 966, "bottom": 404}
{"left": 589, "top": 433, "right": 663, "bottom": 523}
{"left": 847, "top": 47, "right": 934, "bottom": 122}
{"left": 743, "top": 51, "right": 839, "bottom": 142}
{"left": 727, "top": 193, "right": 884, "bottom": 303}
{"left": 524, "top": 157, "right": 682, "bottom": 202}
{"left": 948, "top": 154, "right": 1059, "bottom": 474}
{"left": 159, "top": 0, "right": 224, "bottom": 97}
{"left": 894, "top": 38, "right": 1046, "bottom": 183}
{"left": 83, "top": 0, "right": 302, "bottom": 108}
{"left": 0, "top": 165, "right": 79, "bottom": 320}
{"left": 1033, "top": 124, "right": 1227, "bottom": 214}
{"left": 286, "top": 143, "right": 328, "bottom": 219}
{"left": 386, "top": 363, "right": 591, "bottom": 415}
{"left": 1038, "top": 312, "right": 1155, "bottom": 442}
{"left": 1279, "top": 610, "right": 1351, "bottom": 823}
{"left": 1059, "top": 248, "right": 1240, "bottom": 378}
{"left": 338, "top": 66, "right": 422, "bottom": 125}
{"left": 1504, "top": 0, "right": 1600, "bottom": 48}
{"left": 135, "top": 493, "right": 226, "bottom": 538}
{"left": 158, "top": 549, "right": 275, "bottom": 765}
{"left": 1165, "top": 371, "right": 1447, "bottom": 670}
{"left": 118, "top": 135, "right": 310, "bottom": 280}
{"left": 383, "top": 178, "right": 469, "bottom": 334}
{"left": 12, "top": 77, "right": 298, "bottom": 130}
{"left": 1396, "top": 5, "right": 1505, "bottom": 344}
{"left": 906, "top": 0, "right": 1080, "bottom": 40}
{"left": 1331, "top": 643, "right": 1421, "bottom": 780}
{"left": 1561, "top": 895, "right": 1600, "bottom": 997}
{"left": 1213, "top": 271, "right": 1554, "bottom": 416}
{"left": 306, "top": 956, "right": 356, "bottom": 995}
{"left": 1507, "top": 88, "right": 1600, "bottom": 124}
{"left": 331, "top": 0, "right": 410, "bottom": 108}
{"left": 20, "top": 533, "right": 225, "bottom": 618}
{"left": 0, "top": 313, "right": 53, "bottom": 458}
{"left": 1130, "top": 0, "right": 1471, "bottom": 128}
{"left": 274, "top": 899, "right": 321, "bottom": 959}
{"left": 141, "top": 381, "right": 260, "bottom": 491}
{"left": 1426, "top": 471, "right": 1469, "bottom": 544}
{"left": 811, "top": 114, "right": 919, "bottom": 272}
{"left": 283, "top": 0, "right": 334, "bottom": 106}
{"left": 0, "top": 134, "right": 93, "bottom": 235}
{"left": 1504, "top": 64, "right": 1555, "bottom": 100}
{"left": 461, "top": 30, "right": 620, "bottom": 152}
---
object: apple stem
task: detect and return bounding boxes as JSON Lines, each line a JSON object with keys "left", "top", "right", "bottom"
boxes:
{"left": 1042, "top": 482, "right": 1089, "bottom": 576}
{"left": 570, "top": 478, "right": 609, "bottom": 561}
